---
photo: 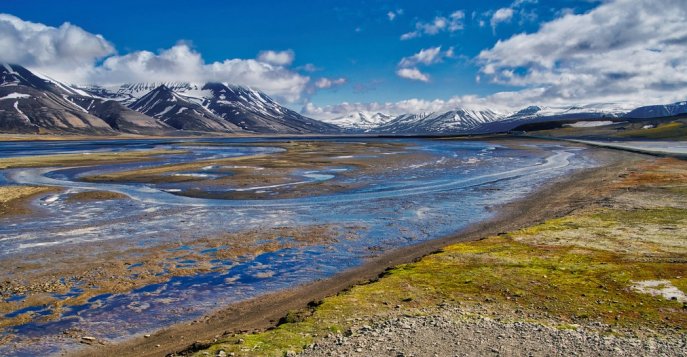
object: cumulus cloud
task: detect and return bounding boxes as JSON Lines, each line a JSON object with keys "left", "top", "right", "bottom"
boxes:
{"left": 396, "top": 67, "right": 430, "bottom": 82}
{"left": 0, "top": 14, "right": 114, "bottom": 82}
{"left": 257, "top": 49, "right": 295, "bottom": 66}
{"left": 479, "top": 0, "right": 538, "bottom": 33}
{"left": 0, "top": 14, "right": 317, "bottom": 102}
{"left": 400, "top": 11, "right": 464, "bottom": 40}
{"left": 92, "top": 44, "right": 310, "bottom": 101}
{"left": 490, "top": 8, "right": 514, "bottom": 31}
{"left": 395, "top": 47, "right": 454, "bottom": 82}
{"left": 478, "top": 0, "right": 687, "bottom": 106}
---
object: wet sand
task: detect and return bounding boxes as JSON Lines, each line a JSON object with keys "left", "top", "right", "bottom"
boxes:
{"left": 73, "top": 144, "right": 644, "bottom": 357}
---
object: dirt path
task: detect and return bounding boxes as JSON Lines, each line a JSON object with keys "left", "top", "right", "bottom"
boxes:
{"left": 73, "top": 147, "right": 643, "bottom": 357}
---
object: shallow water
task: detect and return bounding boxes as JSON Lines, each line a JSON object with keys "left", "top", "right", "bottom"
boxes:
{"left": 0, "top": 138, "right": 595, "bottom": 356}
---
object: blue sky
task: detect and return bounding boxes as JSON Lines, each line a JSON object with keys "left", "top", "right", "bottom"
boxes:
{"left": 1, "top": 0, "right": 686, "bottom": 118}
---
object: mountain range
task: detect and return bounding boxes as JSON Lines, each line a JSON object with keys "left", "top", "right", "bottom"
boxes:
{"left": 0, "top": 64, "right": 338, "bottom": 135}
{"left": 322, "top": 101, "right": 686, "bottom": 134}
{"left": 0, "top": 63, "right": 685, "bottom": 136}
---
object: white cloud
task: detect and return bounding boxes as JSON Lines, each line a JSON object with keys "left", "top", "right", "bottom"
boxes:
{"left": 90, "top": 44, "right": 309, "bottom": 101}
{"left": 398, "top": 46, "right": 453, "bottom": 67}
{"left": 257, "top": 49, "right": 295, "bottom": 66}
{"left": 0, "top": 14, "right": 317, "bottom": 102}
{"left": 0, "top": 14, "right": 114, "bottom": 82}
{"left": 314, "top": 77, "right": 347, "bottom": 89}
{"left": 400, "top": 10, "right": 464, "bottom": 40}
{"left": 395, "top": 47, "right": 454, "bottom": 82}
{"left": 478, "top": 0, "right": 687, "bottom": 106}
{"left": 395, "top": 67, "right": 430, "bottom": 82}
{"left": 388, "top": 9, "right": 404, "bottom": 21}
{"left": 490, "top": 8, "right": 514, "bottom": 31}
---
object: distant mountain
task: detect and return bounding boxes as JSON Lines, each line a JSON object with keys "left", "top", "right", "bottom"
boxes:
{"left": 323, "top": 103, "right": 637, "bottom": 135}
{"left": 375, "top": 107, "right": 504, "bottom": 134}
{"left": 323, "top": 112, "right": 394, "bottom": 131}
{"left": 0, "top": 64, "right": 339, "bottom": 135}
{"left": 468, "top": 103, "right": 630, "bottom": 134}
{"left": 625, "top": 101, "right": 687, "bottom": 119}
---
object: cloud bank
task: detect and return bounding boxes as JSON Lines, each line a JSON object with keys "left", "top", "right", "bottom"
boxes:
{"left": 478, "top": 0, "right": 687, "bottom": 107}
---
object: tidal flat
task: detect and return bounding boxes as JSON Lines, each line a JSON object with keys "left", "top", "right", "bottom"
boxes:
{"left": 0, "top": 137, "right": 598, "bottom": 356}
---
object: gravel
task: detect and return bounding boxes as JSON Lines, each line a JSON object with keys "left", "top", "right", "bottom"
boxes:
{"left": 300, "top": 309, "right": 687, "bottom": 357}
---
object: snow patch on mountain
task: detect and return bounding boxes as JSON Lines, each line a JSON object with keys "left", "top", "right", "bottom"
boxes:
{"left": 376, "top": 107, "right": 504, "bottom": 134}
{"left": 323, "top": 112, "right": 394, "bottom": 131}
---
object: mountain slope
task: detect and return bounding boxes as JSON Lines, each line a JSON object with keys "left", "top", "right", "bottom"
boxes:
{"left": 625, "top": 101, "right": 687, "bottom": 119}
{"left": 129, "top": 85, "right": 240, "bottom": 132}
{"left": 199, "top": 83, "right": 339, "bottom": 133}
{"left": 0, "top": 64, "right": 115, "bottom": 134}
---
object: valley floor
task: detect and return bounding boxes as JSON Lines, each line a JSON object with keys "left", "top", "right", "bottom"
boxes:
{"left": 185, "top": 153, "right": 687, "bottom": 356}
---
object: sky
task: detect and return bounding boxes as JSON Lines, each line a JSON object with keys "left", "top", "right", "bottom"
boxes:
{"left": 1, "top": 0, "right": 686, "bottom": 119}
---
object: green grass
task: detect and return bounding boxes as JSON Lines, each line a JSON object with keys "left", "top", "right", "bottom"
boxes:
{"left": 618, "top": 120, "right": 687, "bottom": 140}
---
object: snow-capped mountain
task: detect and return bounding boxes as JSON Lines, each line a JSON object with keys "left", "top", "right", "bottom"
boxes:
{"left": 323, "top": 112, "right": 394, "bottom": 131}
{"left": 0, "top": 64, "right": 168, "bottom": 134}
{"left": 324, "top": 103, "right": 634, "bottom": 135}
{"left": 89, "top": 81, "right": 339, "bottom": 134}
{"left": 200, "top": 82, "right": 338, "bottom": 133}
{"left": 625, "top": 101, "right": 687, "bottom": 119}
{"left": 507, "top": 103, "right": 630, "bottom": 120}
{"left": 469, "top": 103, "right": 630, "bottom": 134}
{"left": 0, "top": 64, "right": 339, "bottom": 135}
{"left": 129, "top": 85, "right": 239, "bottom": 132}
{"left": 375, "top": 107, "right": 504, "bottom": 134}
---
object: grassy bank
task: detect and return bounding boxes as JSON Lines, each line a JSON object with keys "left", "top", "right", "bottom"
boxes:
{"left": 193, "top": 157, "right": 687, "bottom": 357}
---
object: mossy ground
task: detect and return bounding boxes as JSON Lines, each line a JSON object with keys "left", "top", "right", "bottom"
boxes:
{"left": 195, "top": 157, "right": 687, "bottom": 357}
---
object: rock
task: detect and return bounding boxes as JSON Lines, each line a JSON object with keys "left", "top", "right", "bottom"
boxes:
{"left": 80, "top": 336, "right": 97, "bottom": 345}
